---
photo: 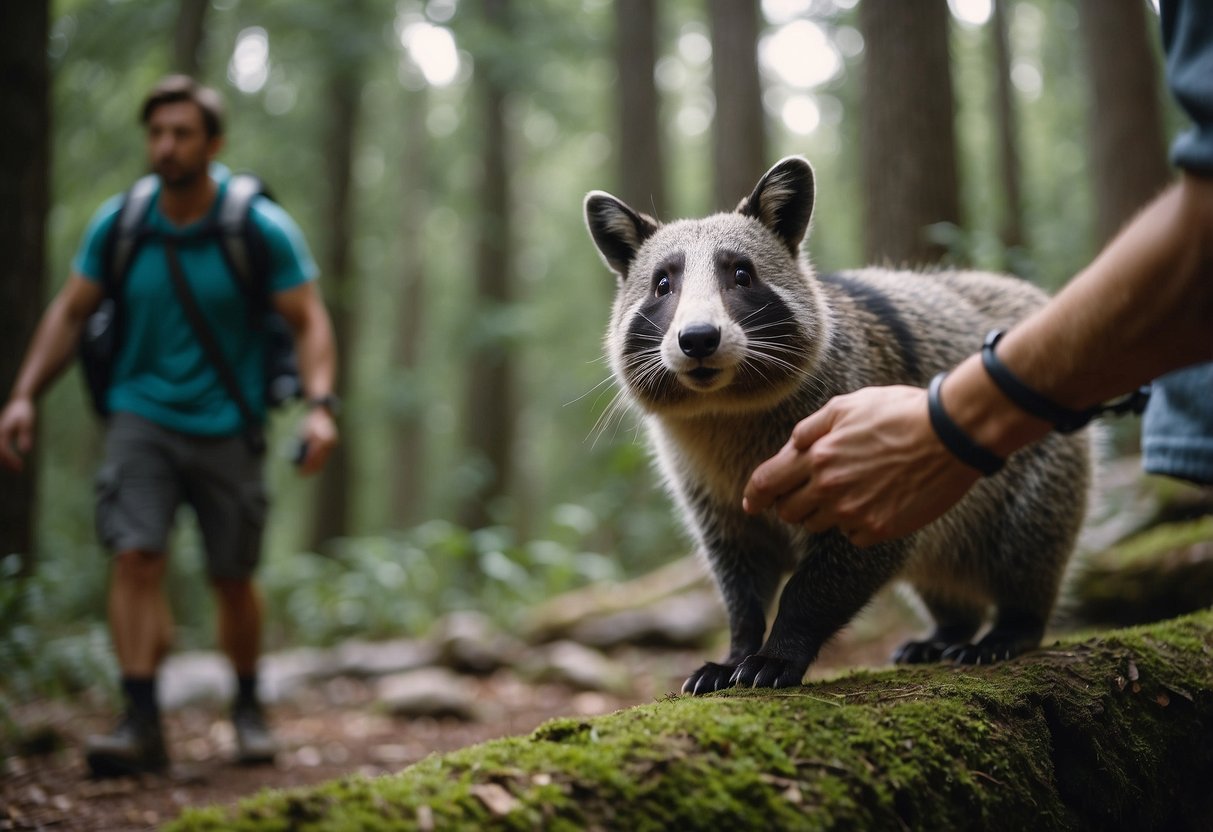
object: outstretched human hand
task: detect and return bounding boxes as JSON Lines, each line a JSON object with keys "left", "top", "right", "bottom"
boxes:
{"left": 742, "top": 385, "right": 981, "bottom": 547}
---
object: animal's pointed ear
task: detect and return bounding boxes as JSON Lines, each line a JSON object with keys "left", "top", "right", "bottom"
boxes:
{"left": 737, "top": 157, "right": 815, "bottom": 256}
{"left": 584, "top": 191, "right": 660, "bottom": 280}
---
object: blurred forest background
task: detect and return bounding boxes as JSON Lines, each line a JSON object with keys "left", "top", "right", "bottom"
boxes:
{"left": 0, "top": 0, "right": 1184, "bottom": 703}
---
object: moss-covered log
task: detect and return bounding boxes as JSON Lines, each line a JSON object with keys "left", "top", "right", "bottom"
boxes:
{"left": 1071, "top": 517, "right": 1213, "bottom": 627}
{"left": 168, "top": 611, "right": 1213, "bottom": 832}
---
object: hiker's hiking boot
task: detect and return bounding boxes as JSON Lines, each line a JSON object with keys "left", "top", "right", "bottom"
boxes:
{"left": 84, "top": 714, "right": 168, "bottom": 778}
{"left": 232, "top": 702, "right": 277, "bottom": 764}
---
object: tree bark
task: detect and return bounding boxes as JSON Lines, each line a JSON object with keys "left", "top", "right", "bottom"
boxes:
{"left": 1077, "top": 0, "right": 1171, "bottom": 247}
{"left": 172, "top": 610, "right": 1213, "bottom": 831}
{"left": 390, "top": 85, "right": 430, "bottom": 527}
{"left": 709, "top": 0, "right": 766, "bottom": 212}
{"left": 615, "top": 0, "right": 667, "bottom": 218}
{"left": 456, "top": 0, "right": 516, "bottom": 531}
{"left": 0, "top": 0, "right": 49, "bottom": 572}
{"left": 859, "top": 0, "right": 961, "bottom": 267}
{"left": 308, "top": 12, "right": 364, "bottom": 549}
{"left": 173, "top": 0, "right": 209, "bottom": 78}
{"left": 991, "top": 0, "right": 1025, "bottom": 257}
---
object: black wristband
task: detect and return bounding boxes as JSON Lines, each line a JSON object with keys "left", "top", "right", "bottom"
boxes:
{"left": 927, "top": 372, "right": 1005, "bottom": 476}
{"left": 981, "top": 330, "right": 1094, "bottom": 433}
{"left": 307, "top": 393, "right": 342, "bottom": 417}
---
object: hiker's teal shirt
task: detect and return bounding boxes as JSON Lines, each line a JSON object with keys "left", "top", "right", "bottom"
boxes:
{"left": 74, "top": 164, "right": 318, "bottom": 437}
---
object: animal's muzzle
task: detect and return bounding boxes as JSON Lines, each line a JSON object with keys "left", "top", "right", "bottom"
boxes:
{"left": 679, "top": 323, "right": 721, "bottom": 359}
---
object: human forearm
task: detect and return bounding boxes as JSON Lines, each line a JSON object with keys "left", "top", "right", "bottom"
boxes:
{"left": 945, "top": 172, "right": 1213, "bottom": 457}
{"left": 293, "top": 306, "right": 337, "bottom": 401}
{"left": 1000, "top": 174, "right": 1210, "bottom": 406}
{"left": 273, "top": 283, "right": 339, "bottom": 474}
{"left": 1, "top": 276, "right": 101, "bottom": 470}
{"left": 7, "top": 277, "right": 99, "bottom": 403}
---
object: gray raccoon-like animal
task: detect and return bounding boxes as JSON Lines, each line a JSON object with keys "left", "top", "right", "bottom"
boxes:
{"left": 584, "top": 156, "right": 1090, "bottom": 695}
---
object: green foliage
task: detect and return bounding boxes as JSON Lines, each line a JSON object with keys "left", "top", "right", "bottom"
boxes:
{"left": 0, "top": 554, "right": 115, "bottom": 702}
{"left": 259, "top": 517, "right": 624, "bottom": 648}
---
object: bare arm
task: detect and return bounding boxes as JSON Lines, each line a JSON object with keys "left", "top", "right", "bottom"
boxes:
{"left": 0, "top": 275, "right": 104, "bottom": 471}
{"left": 953, "top": 170, "right": 1213, "bottom": 456}
{"left": 272, "top": 281, "right": 339, "bottom": 476}
{"left": 743, "top": 172, "right": 1213, "bottom": 546}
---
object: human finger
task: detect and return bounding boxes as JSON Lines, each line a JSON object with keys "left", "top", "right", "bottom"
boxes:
{"left": 297, "top": 432, "right": 333, "bottom": 476}
{"left": 771, "top": 480, "right": 820, "bottom": 525}
{"left": 742, "top": 442, "right": 813, "bottom": 514}
{"left": 0, "top": 437, "right": 23, "bottom": 472}
{"left": 0, "top": 419, "right": 31, "bottom": 472}
{"left": 789, "top": 400, "right": 839, "bottom": 451}
{"left": 801, "top": 506, "right": 840, "bottom": 535}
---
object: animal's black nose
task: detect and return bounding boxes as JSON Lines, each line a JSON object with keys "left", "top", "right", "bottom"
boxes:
{"left": 679, "top": 323, "right": 721, "bottom": 358}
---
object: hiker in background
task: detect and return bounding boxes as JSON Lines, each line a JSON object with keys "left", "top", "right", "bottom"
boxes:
{"left": 0, "top": 75, "right": 340, "bottom": 776}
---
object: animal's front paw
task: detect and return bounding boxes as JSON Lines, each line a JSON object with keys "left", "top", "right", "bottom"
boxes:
{"left": 942, "top": 636, "right": 1037, "bottom": 665}
{"left": 892, "top": 639, "right": 954, "bottom": 664}
{"left": 682, "top": 662, "right": 737, "bottom": 696}
{"left": 728, "top": 654, "right": 807, "bottom": 690}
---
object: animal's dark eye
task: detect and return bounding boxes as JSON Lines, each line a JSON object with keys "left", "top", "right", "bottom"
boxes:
{"left": 655, "top": 275, "right": 671, "bottom": 297}
{"left": 734, "top": 267, "right": 752, "bottom": 287}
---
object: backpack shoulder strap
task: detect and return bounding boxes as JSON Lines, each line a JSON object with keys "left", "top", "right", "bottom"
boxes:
{"left": 216, "top": 173, "right": 272, "bottom": 303}
{"left": 102, "top": 174, "right": 159, "bottom": 295}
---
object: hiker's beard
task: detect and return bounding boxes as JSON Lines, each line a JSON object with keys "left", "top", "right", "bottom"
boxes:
{"left": 154, "top": 157, "right": 208, "bottom": 190}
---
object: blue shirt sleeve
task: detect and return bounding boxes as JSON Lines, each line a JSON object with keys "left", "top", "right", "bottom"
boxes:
{"left": 248, "top": 195, "right": 320, "bottom": 294}
{"left": 71, "top": 194, "right": 125, "bottom": 282}
{"left": 1160, "top": 0, "right": 1213, "bottom": 174}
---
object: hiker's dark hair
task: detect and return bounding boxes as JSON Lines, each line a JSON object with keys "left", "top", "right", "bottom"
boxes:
{"left": 140, "top": 75, "right": 226, "bottom": 139}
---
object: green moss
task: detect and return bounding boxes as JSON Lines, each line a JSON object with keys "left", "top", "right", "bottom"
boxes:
{"left": 168, "top": 611, "right": 1213, "bottom": 832}
{"left": 1096, "top": 516, "right": 1213, "bottom": 569}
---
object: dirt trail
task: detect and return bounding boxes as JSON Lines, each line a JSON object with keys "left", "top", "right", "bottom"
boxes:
{"left": 2, "top": 610, "right": 911, "bottom": 831}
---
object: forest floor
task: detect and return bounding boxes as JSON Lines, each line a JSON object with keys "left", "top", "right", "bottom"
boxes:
{"left": 1, "top": 614, "right": 910, "bottom": 832}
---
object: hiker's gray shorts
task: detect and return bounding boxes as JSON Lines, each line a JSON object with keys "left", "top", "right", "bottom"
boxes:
{"left": 94, "top": 412, "right": 269, "bottom": 579}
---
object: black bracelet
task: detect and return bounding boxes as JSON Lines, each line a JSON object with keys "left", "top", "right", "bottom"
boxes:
{"left": 981, "top": 330, "right": 1151, "bottom": 433}
{"left": 927, "top": 371, "right": 1005, "bottom": 476}
{"left": 981, "top": 330, "right": 1093, "bottom": 432}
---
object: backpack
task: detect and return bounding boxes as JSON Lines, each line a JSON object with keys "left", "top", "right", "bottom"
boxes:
{"left": 78, "top": 173, "right": 301, "bottom": 417}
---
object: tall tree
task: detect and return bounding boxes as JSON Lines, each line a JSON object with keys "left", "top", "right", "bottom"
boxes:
{"left": 309, "top": 9, "right": 366, "bottom": 548}
{"left": 0, "top": 0, "right": 50, "bottom": 571}
{"left": 1077, "top": 0, "right": 1170, "bottom": 247}
{"left": 457, "top": 0, "right": 517, "bottom": 530}
{"left": 991, "top": 0, "right": 1025, "bottom": 257}
{"left": 709, "top": 0, "right": 766, "bottom": 211}
{"left": 389, "top": 85, "right": 430, "bottom": 527}
{"left": 615, "top": 0, "right": 667, "bottom": 217}
{"left": 173, "top": 0, "right": 209, "bottom": 78}
{"left": 858, "top": 0, "right": 961, "bottom": 266}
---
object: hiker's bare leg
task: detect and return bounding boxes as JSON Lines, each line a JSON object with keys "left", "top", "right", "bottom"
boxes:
{"left": 212, "top": 576, "right": 262, "bottom": 676}
{"left": 108, "top": 549, "right": 173, "bottom": 676}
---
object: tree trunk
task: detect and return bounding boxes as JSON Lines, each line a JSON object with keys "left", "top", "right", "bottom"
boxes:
{"left": 859, "top": 0, "right": 961, "bottom": 267}
{"left": 0, "top": 0, "right": 49, "bottom": 572}
{"left": 1077, "top": 0, "right": 1171, "bottom": 247}
{"left": 614, "top": 0, "right": 667, "bottom": 218}
{"left": 456, "top": 0, "right": 516, "bottom": 531}
{"left": 173, "top": 0, "right": 209, "bottom": 78}
{"left": 389, "top": 85, "right": 430, "bottom": 528}
{"left": 991, "top": 0, "right": 1025, "bottom": 258}
{"left": 709, "top": 0, "right": 766, "bottom": 212}
{"left": 308, "top": 16, "right": 363, "bottom": 549}
{"left": 172, "top": 610, "right": 1213, "bottom": 831}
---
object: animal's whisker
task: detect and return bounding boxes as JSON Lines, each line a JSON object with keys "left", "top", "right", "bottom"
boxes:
{"left": 565, "top": 373, "right": 619, "bottom": 407}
